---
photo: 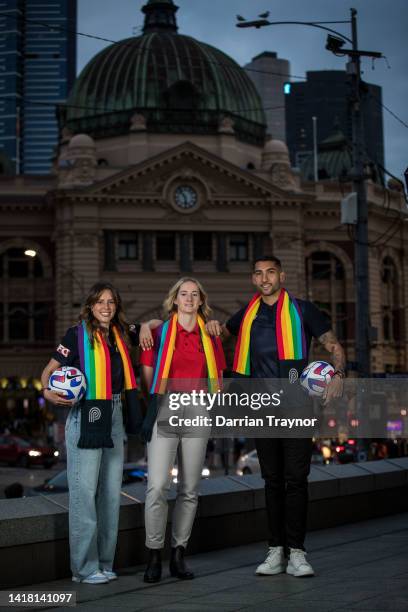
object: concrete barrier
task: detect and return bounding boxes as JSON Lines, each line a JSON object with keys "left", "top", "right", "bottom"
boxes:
{"left": 0, "top": 458, "right": 407, "bottom": 588}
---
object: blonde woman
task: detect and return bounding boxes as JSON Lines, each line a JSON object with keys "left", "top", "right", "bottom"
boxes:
{"left": 140, "top": 278, "right": 225, "bottom": 583}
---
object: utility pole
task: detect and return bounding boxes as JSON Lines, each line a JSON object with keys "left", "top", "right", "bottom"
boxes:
{"left": 312, "top": 116, "right": 318, "bottom": 182}
{"left": 349, "top": 8, "right": 370, "bottom": 377}
{"left": 348, "top": 8, "right": 382, "bottom": 378}
{"left": 237, "top": 8, "right": 382, "bottom": 378}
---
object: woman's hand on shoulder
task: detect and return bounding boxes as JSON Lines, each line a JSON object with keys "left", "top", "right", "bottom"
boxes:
{"left": 205, "top": 320, "right": 223, "bottom": 337}
{"left": 43, "top": 389, "right": 75, "bottom": 407}
{"left": 139, "top": 322, "right": 154, "bottom": 351}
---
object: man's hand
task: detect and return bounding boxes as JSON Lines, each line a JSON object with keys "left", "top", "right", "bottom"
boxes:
{"left": 322, "top": 374, "right": 344, "bottom": 405}
{"left": 205, "top": 320, "right": 223, "bottom": 337}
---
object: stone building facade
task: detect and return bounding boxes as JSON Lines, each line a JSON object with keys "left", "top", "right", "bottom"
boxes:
{"left": 0, "top": 0, "right": 407, "bottom": 396}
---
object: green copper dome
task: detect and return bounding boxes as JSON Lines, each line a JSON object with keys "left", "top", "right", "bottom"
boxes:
{"left": 300, "top": 127, "right": 382, "bottom": 183}
{"left": 301, "top": 129, "right": 352, "bottom": 181}
{"left": 62, "top": 1, "right": 266, "bottom": 146}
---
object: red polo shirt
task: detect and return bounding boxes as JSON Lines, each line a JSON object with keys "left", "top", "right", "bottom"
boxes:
{"left": 140, "top": 322, "right": 226, "bottom": 383}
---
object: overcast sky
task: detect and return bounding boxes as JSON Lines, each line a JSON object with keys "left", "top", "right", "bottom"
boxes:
{"left": 77, "top": 0, "right": 408, "bottom": 183}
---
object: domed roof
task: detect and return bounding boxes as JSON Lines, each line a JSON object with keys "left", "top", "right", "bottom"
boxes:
{"left": 68, "top": 134, "right": 95, "bottom": 148}
{"left": 300, "top": 128, "right": 383, "bottom": 183}
{"left": 264, "top": 138, "right": 289, "bottom": 154}
{"left": 63, "top": 0, "right": 266, "bottom": 146}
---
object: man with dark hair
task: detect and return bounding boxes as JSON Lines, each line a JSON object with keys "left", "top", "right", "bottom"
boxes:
{"left": 251, "top": 255, "right": 282, "bottom": 270}
{"left": 207, "top": 256, "right": 345, "bottom": 577}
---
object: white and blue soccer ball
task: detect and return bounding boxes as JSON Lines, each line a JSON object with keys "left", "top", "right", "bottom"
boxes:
{"left": 48, "top": 366, "right": 86, "bottom": 402}
{"left": 300, "top": 361, "right": 334, "bottom": 397}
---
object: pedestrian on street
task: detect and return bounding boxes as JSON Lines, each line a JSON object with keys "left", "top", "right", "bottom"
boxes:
{"left": 206, "top": 256, "right": 346, "bottom": 577}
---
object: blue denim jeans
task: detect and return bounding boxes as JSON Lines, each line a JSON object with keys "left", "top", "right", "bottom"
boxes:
{"left": 65, "top": 394, "right": 124, "bottom": 580}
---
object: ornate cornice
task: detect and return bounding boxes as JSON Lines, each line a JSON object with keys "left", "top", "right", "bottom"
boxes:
{"left": 305, "top": 209, "right": 339, "bottom": 218}
{"left": 0, "top": 197, "right": 52, "bottom": 211}
{"left": 55, "top": 142, "right": 297, "bottom": 201}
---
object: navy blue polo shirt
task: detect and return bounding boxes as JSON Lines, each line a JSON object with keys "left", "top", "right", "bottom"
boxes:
{"left": 226, "top": 299, "right": 331, "bottom": 378}
{"left": 51, "top": 324, "right": 140, "bottom": 394}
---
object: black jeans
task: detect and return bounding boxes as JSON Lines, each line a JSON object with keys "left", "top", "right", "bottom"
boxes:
{"left": 255, "top": 437, "right": 313, "bottom": 552}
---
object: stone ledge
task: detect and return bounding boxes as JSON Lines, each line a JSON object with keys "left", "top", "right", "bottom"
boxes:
{"left": 0, "top": 460, "right": 407, "bottom": 587}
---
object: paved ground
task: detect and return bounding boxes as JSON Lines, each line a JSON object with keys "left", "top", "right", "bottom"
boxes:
{"left": 0, "top": 464, "right": 64, "bottom": 498}
{"left": 1, "top": 512, "right": 407, "bottom": 612}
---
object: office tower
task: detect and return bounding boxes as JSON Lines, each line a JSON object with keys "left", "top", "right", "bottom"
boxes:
{"left": 285, "top": 70, "right": 384, "bottom": 169}
{"left": 0, "top": 0, "right": 76, "bottom": 174}
{"left": 244, "top": 52, "right": 290, "bottom": 142}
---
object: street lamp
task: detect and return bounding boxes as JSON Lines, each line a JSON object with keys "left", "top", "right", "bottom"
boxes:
{"left": 237, "top": 9, "right": 383, "bottom": 378}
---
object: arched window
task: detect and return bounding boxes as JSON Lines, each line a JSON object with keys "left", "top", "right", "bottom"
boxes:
{"left": 309, "top": 251, "right": 344, "bottom": 281}
{"left": 0, "top": 248, "right": 43, "bottom": 279}
{"left": 0, "top": 247, "right": 52, "bottom": 344}
{"left": 383, "top": 314, "right": 391, "bottom": 342}
{"left": 306, "top": 251, "right": 348, "bottom": 341}
{"left": 381, "top": 256, "right": 400, "bottom": 342}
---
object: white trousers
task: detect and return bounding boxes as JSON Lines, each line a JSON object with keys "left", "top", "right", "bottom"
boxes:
{"left": 145, "top": 422, "right": 208, "bottom": 549}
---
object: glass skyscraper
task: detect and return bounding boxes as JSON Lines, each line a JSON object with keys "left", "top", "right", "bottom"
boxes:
{"left": 0, "top": 0, "right": 76, "bottom": 174}
{"left": 285, "top": 70, "right": 384, "bottom": 170}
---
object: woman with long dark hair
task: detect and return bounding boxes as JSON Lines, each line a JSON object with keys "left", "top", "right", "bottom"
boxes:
{"left": 140, "top": 277, "right": 226, "bottom": 583}
{"left": 41, "top": 282, "right": 141, "bottom": 584}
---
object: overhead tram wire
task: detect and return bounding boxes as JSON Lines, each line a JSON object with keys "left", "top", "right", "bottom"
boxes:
{"left": 344, "top": 151, "right": 406, "bottom": 249}
{"left": 0, "top": 9, "right": 145, "bottom": 46}
{"left": 14, "top": 97, "right": 286, "bottom": 117}
{"left": 2, "top": 9, "right": 408, "bottom": 131}
{"left": 367, "top": 92, "right": 408, "bottom": 130}
{"left": 4, "top": 13, "right": 405, "bottom": 227}
{"left": 3, "top": 9, "right": 407, "bottom": 196}
{"left": 9, "top": 90, "right": 407, "bottom": 137}
{"left": 0, "top": 9, "right": 307, "bottom": 81}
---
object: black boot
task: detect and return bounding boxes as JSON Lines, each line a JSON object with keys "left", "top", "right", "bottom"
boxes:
{"left": 144, "top": 549, "right": 162, "bottom": 583}
{"left": 169, "top": 546, "right": 194, "bottom": 580}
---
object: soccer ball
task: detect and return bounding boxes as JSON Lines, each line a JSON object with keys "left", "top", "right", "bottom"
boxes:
{"left": 48, "top": 366, "right": 86, "bottom": 402}
{"left": 300, "top": 361, "right": 334, "bottom": 398}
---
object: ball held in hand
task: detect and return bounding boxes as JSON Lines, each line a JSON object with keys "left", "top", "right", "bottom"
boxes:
{"left": 300, "top": 361, "right": 334, "bottom": 397}
{"left": 48, "top": 366, "right": 86, "bottom": 402}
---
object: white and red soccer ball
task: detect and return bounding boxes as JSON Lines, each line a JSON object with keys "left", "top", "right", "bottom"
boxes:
{"left": 300, "top": 361, "right": 334, "bottom": 397}
{"left": 48, "top": 367, "right": 86, "bottom": 402}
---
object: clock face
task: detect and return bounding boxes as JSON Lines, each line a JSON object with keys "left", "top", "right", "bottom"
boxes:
{"left": 174, "top": 185, "right": 198, "bottom": 210}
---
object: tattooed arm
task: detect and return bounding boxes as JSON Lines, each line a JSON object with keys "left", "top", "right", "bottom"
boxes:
{"left": 318, "top": 330, "right": 346, "bottom": 371}
{"left": 317, "top": 329, "right": 346, "bottom": 404}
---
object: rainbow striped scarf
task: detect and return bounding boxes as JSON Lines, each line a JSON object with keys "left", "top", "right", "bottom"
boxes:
{"left": 78, "top": 321, "right": 137, "bottom": 398}
{"left": 233, "top": 289, "right": 307, "bottom": 376}
{"left": 150, "top": 313, "right": 220, "bottom": 394}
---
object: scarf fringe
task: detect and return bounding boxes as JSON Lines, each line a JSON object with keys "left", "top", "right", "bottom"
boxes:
{"left": 77, "top": 433, "right": 114, "bottom": 449}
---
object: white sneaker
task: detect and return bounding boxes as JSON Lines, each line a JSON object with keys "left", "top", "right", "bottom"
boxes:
{"left": 72, "top": 571, "right": 109, "bottom": 584}
{"left": 286, "top": 548, "right": 314, "bottom": 577}
{"left": 255, "top": 546, "right": 285, "bottom": 575}
{"left": 102, "top": 570, "right": 118, "bottom": 581}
